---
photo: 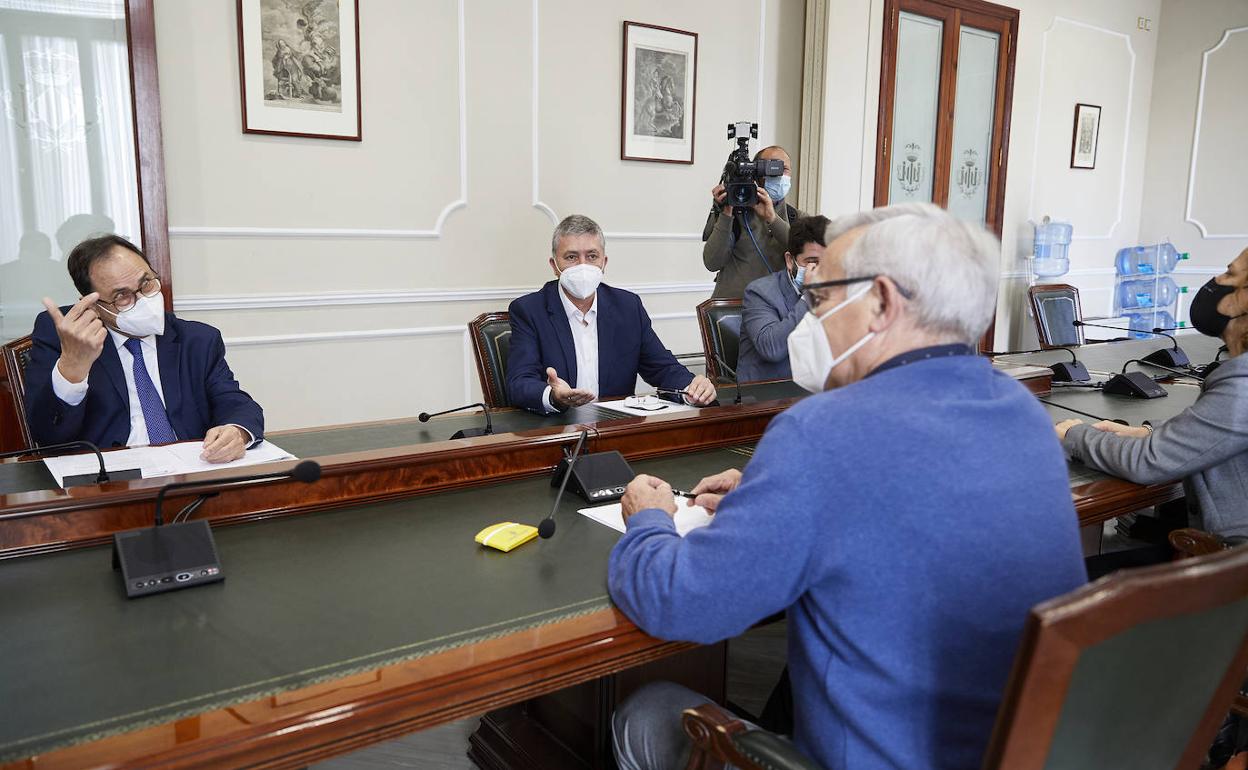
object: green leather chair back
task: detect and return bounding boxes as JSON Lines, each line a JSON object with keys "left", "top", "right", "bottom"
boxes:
{"left": 985, "top": 545, "right": 1248, "bottom": 770}
{"left": 697, "top": 298, "right": 743, "bottom": 382}
{"left": 468, "top": 313, "right": 512, "bottom": 408}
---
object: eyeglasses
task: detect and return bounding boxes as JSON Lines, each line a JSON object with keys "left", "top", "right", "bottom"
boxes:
{"left": 99, "top": 275, "right": 161, "bottom": 313}
{"left": 800, "top": 275, "right": 914, "bottom": 311}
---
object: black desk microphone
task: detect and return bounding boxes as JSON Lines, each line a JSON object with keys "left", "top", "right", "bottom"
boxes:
{"left": 0, "top": 440, "right": 142, "bottom": 487}
{"left": 113, "top": 460, "right": 322, "bottom": 598}
{"left": 418, "top": 402, "right": 494, "bottom": 440}
{"left": 987, "top": 346, "right": 1090, "bottom": 382}
{"left": 538, "top": 430, "right": 588, "bottom": 539}
{"left": 1073, "top": 320, "right": 1190, "bottom": 368}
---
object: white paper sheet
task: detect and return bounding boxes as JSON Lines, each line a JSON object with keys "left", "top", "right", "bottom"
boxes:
{"left": 41, "top": 440, "right": 296, "bottom": 487}
{"left": 594, "top": 398, "right": 699, "bottom": 417}
{"left": 578, "top": 496, "right": 714, "bottom": 537}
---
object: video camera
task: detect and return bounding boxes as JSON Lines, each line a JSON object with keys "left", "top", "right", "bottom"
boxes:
{"left": 720, "top": 121, "right": 785, "bottom": 210}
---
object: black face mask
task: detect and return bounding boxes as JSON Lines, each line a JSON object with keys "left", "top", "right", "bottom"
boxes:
{"left": 1189, "top": 278, "right": 1240, "bottom": 337}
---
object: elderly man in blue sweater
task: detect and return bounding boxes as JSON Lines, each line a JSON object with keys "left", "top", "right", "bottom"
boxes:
{"left": 609, "top": 203, "right": 1087, "bottom": 769}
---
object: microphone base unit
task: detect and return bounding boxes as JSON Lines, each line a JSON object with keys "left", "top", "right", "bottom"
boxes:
{"left": 551, "top": 451, "right": 636, "bottom": 504}
{"left": 1140, "top": 346, "right": 1190, "bottom": 369}
{"left": 112, "top": 520, "right": 224, "bottom": 598}
{"left": 1049, "top": 361, "right": 1090, "bottom": 383}
{"left": 1103, "top": 371, "right": 1168, "bottom": 400}
{"left": 449, "top": 427, "right": 492, "bottom": 440}
{"left": 63, "top": 467, "right": 143, "bottom": 488}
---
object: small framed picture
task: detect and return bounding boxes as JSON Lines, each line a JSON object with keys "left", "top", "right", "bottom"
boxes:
{"left": 1070, "top": 103, "right": 1101, "bottom": 169}
{"left": 620, "top": 21, "right": 698, "bottom": 164}
{"left": 237, "top": 0, "right": 361, "bottom": 141}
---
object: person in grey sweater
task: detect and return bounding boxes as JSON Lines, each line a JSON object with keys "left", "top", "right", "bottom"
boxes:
{"left": 1056, "top": 247, "right": 1248, "bottom": 538}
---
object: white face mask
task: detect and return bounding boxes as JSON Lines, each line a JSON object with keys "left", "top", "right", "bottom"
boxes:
{"left": 558, "top": 263, "right": 603, "bottom": 300}
{"left": 100, "top": 291, "right": 165, "bottom": 337}
{"left": 787, "top": 283, "right": 875, "bottom": 393}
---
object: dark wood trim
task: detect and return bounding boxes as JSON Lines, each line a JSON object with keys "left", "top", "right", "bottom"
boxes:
{"left": 619, "top": 20, "right": 698, "bottom": 165}
{"left": 236, "top": 0, "right": 363, "bottom": 142}
{"left": 125, "top": 0, "right": 173, "bottom": 310}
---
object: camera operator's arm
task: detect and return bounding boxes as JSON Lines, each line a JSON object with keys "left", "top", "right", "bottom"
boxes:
{"left": 702, "top": 183, "right": 736, "bottom": 272}
{"left": 755, "top": 188, "right": 793, "bottom": 257}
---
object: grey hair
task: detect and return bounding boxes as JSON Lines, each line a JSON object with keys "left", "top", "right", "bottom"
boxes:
{"left": 825, "top": 203, "right": 1001, "bottom": 345}
{"left": 551, "top": 214, "right": 606, "bottom": 256}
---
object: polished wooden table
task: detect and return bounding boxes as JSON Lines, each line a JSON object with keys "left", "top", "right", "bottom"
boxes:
{"left": 0, "top": 344, "right": 1217, "bottom": 769}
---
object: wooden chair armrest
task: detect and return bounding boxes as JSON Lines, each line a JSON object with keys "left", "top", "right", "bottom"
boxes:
{"left": 1232, "top": 693, "right": 1248, "bottom": 719}
{"left": 1169, "top": 528, "right": 1228, "bottom": 559}
{"left": 682, "top": 703, "right": 822, "bottom": 770}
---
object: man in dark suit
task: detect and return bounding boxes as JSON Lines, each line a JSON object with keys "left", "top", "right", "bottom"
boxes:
{"left": 736, "top": 215, "right": 830, "bottom": 382}
{"left": 507, "top": 215, "right": 716, "bottom": 414}
{"left": 24, "top": 234, "right": 263, "bottom": 461}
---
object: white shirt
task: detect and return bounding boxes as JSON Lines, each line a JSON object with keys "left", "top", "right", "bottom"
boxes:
{"left": 51, "top": 330, "right": 169, "bottom": 447}
{"left": 541, "top": 289, "right": 599, "bottom": 413}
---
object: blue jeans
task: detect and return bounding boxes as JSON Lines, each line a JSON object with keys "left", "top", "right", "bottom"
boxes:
{"left": 613, "top": 681, "right": 753, "bottom": 770}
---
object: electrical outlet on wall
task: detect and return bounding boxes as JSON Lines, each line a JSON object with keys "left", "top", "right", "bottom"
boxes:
{"left": 1137, "top": 17, "right": 1152, "bottom": 31}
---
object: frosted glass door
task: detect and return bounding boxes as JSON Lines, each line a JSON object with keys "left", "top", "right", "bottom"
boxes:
{"left": 0, "top": 0, "right": 140, "bottom": 343}
{"left": 887, "top": 12, "right": 943, "bottom": 204}
{"left": 945, "top": 26, "right": 1000, "bottom": 226}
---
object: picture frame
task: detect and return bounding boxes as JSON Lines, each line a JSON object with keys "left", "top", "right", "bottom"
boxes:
{"left": 1070, "top": 103, "right": 1101, "bottom": 169}
{"left": 237, "top": 0, "right": 361, "bottom": 141}
{"left": 620, "top": 21, "right": 698, "bottom": 164}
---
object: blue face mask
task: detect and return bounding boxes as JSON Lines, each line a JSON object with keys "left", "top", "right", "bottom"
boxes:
{"left": 792, "top": 265, "right": 806, "bottom": 292}
{"left": 764, "top": 175, "right": 791, "bottom": 203}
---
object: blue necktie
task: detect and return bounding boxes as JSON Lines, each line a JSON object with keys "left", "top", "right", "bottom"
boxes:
{"left": 123, "top": 338, "right": 177, "bottom": 445}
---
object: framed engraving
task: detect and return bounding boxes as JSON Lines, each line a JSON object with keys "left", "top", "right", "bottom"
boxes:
{"left": 620, "top": 21, "right": 697, "bottom": 164}
{"left": 1070, "top": 103, "right": 1101, "bottom": 169}
{"left": 237, "top": 0, "right": 361, "bottom": 140}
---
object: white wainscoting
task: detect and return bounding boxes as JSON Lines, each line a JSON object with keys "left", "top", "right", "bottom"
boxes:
{"left": 1184, "top": 25, "right": 1248, "bottom": 240}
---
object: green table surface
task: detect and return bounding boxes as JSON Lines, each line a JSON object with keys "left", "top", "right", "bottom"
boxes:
{"left": 0, "top": 445, "right": 752, "bottom": 762}
{"left": 0, "top": 382, "right": 807, "bottom": 498}
{"left": 995, "top": 334, "right": 1225, "bottom": 375}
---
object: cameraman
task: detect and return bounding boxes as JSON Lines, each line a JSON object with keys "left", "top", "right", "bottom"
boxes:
{"left": 701, "top": 146, "right": 806, "bottom": 299}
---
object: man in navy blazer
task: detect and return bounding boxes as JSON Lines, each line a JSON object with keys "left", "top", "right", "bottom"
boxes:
{"left": 507, "top": 215, "right": 717, "bottom": 413}
{"left": 737, "top": 215, "right": 830, "bottom": 382}
{"left": 24, "top": 235, "right": 263, "bottom": 461}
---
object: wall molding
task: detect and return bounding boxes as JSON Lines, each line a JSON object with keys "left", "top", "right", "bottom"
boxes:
{"left": 1184, "top": 25, "right": 1248, "bottom": 240}
{"left": 168, "top": 0, "right": 468, "bottom": 241}
{"left": 177, "top": 282, "right": 715, "bottom": 313}
{"left": 1026, "top": 16, "right": 1136, "bottom": 241}
{"left": 1000, "top": 265, "right": 1220, "bottom": 281}
{"left": 530, "top": 0, "right": 767, "bottom": 239}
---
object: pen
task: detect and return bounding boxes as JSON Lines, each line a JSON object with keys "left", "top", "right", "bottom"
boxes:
{"left": 655, "top": 388, "right": 691, "bottom": 398}
{"left": 672, "top": 489, "right": 696, "bottom": 499}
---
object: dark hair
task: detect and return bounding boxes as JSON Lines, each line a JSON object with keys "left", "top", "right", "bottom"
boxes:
{"left": 788, "top": 215, "right": 831, "bottom": 257}
{"left": 753, "top": 145, "right": 789, "bottom": 163}
{"left": 66, "top": 234, "right": 149, "bottom": 295}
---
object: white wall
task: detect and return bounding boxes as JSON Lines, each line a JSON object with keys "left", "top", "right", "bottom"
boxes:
{"left": 155, "top": 0, "right": 804, "bottom": 430}
{"left": 1138, "top": 0, "right": 1248, "bottom": 304}
{"left": 817, "top": 0, "right": 1171, "bottom": 348}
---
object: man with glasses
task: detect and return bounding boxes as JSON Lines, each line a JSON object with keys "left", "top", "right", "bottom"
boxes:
{"left": 608, "top": 204, "right": 1086, "bottom": 769}
{"left": 24, "top": 234, "right": 263, "bottom": 462}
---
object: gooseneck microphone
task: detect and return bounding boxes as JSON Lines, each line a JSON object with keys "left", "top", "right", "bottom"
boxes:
{"left": 1121, "top": 358, "right": 1203, "bottom": 382}
{"left": 714, "top": 356, "right": 755, "bottom": 404}
{"left": 986, "top": 346, "right": 1089, "bottom": 382}
{"left": 539, "top": 429, "right": 589, "bottom": 539}
{"left": 0, "top": 440, "right": 141, "bottom": 487}
{"left": 1073, "top": 320, "right": 1190, "bottom": 368}
{"left": 418, "top": 402, "right": 495, "bottom": 440}
{"left": 114, "top": 460, "right": 323, "bottom": 598}
{"left": 1036, "top": 398, "right": 1129, "bottom": 425}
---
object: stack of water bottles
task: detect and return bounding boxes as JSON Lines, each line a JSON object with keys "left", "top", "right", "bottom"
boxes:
{"left": 1113, "top": 242, "right": 1191, "bottom": 338}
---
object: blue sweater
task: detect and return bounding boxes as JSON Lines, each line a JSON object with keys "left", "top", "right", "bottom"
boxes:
{"left": 608, "top": 355, "right": 1086, "bottom": 769}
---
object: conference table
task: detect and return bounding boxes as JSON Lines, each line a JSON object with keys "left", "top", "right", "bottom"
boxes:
{"left": 0, "top": 335, "right": 1225, "bottom": 769}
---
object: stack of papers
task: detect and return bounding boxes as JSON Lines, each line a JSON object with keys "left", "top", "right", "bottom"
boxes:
{"left": 41, "top": 440, "right": 296, "bottom": 488}
{"left": 595, "top": 398, "right": 699, "bottom": 417}
{"left": 578, "top": 495, "right": 714, "bottom": 537}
